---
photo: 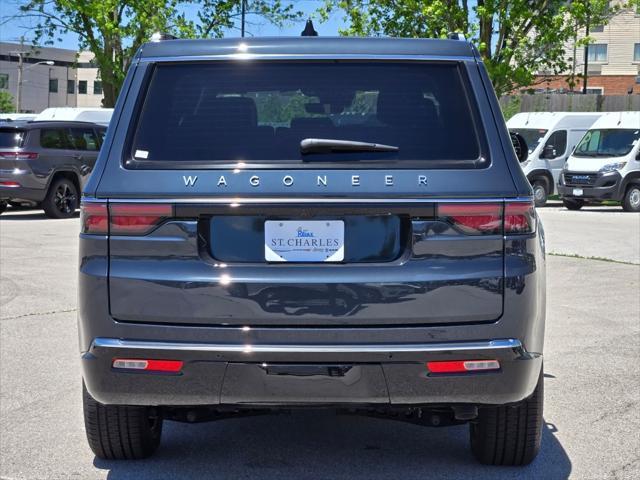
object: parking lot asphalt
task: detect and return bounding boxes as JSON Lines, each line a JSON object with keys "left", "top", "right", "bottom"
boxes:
{"left": 1, "top": 206, "right": 639, "bottom": 480}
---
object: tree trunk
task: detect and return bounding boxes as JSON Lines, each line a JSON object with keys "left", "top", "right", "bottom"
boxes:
{"left": 102, "top": 81, "right": 118, "bottom": 108}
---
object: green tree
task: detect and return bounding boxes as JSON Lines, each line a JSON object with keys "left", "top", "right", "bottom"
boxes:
{"left": 15, "top": 1, "right": 303, "bottom": 107}
{"left": 319, "top": 0, "right": 617, "bottom": 96}
{"left": 0, "top": 91, "right": 15, "bottom": 113}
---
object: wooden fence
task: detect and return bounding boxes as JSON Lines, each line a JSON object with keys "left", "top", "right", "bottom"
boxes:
{"left": 499, "top": 94, "right": 640, "bottom": 118}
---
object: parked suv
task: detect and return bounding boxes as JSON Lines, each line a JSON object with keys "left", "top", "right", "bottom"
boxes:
{"left": 0, "top": 121, "right": 106, "bottom": 218}
{"left": 79, "top": 37, "right": 546, "bottom": 466}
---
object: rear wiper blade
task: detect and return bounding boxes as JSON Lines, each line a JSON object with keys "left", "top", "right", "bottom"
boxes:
{"left": 300, "top": 138, "right": 399, "bottom": 155}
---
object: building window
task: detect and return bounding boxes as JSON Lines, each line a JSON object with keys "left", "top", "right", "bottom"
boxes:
{"left": 0, "top": 73, "right": 8, "bottom": 89}
{"left": 67, "top": 80, "right": 75, "bottom": 94}
{"left": 93, "top": 81, "right": 102, "bottom": 95}
{"left": 78, "top": 80, "right": 87, "bottom": 94}
{"left": 586, "top": 87, "right": 604, "bottom": 94}
{"left": 587, "top": 44, "right": 607, "bottom": 63}
{"left": 591, "top": 25, "right": 604, "bottom": 33}
{"left": 49, "top": 78, "right": 58, "bottom": 93}
{"left": 635, "top": 44, "right": 640, "bottom": 62}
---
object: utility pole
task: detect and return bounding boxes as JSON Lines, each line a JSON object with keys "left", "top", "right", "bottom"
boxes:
{"left": 16, "top": 51, "right": 24, "bottom": 112}
{"left": 241, "top": 0, "right": 246, "bottom": 38}
{"left": 582, "top": 3, "right": 590, "bottom": 94}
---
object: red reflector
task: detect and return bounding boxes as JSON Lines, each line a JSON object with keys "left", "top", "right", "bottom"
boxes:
{"left": 505, "top": 202, "right": 536, "bottom": 234}
{"left": 80, "top": 202, "right": 108, "bottom": 234}
{"left": 0, "top": 151, "right": 38, "bottom": 160}
{"left": 0, "top": 180, "right": 21, "bottom": 187}
{"left": 112, "top": 358, "right": 183, "bottom": 373}
{"left": 437, "top": 203, "right": 502, "bottom": 235}
{"left": 109, "top": 203, "right": 173, "bottom": 235}
{"left": 427, "top": 360, "right": 500, "bottom": 374}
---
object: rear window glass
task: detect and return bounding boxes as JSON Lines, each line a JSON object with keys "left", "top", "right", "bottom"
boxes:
{"left": 0, "top": 129, "right": 26, "bottom": 148}
{"left": 132, "top": 62, "right": 481, "bottom": 164}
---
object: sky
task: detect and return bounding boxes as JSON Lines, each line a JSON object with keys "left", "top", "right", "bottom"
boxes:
{"left": 0, "top": 1, "right": 344, "bottom": 50}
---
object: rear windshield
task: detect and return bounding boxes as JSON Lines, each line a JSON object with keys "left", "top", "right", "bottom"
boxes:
{"left": 131, "top": 62, "right": 481, "bottom": 165}
{"left": 0, "top": 129, "right": 26, "bottom": 148}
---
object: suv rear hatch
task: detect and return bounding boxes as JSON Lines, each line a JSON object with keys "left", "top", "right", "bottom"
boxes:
{"left": 94, "top": 59, "right": 532, "bottom": 327}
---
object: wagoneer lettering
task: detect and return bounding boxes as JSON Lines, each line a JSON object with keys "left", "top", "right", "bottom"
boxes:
{"left": 79, "top": 36, "right": 545, "bottom": 466}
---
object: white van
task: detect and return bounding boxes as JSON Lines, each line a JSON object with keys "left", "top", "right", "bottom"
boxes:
{"left": 33, "top": 107, "right": 113, "bottom": 126}
{"left": 507, "top": 112, "right": 603, "bottom": 206}
{"left": 558, "top": 111, "right": 640, "bottom": 212}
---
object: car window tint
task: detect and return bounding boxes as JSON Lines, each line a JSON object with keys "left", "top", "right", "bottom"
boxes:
{"left": 0, "top": 129, "right": 26, "bottom": 148}
{"left": 40, "top": 129, "right": 71, "bottom": 149}
{"left": 70, "top": 127, "right": 99, "bottom": 151}
{"left": 546, "top": 130, "right": 567, "bottom": 157}
{"left": 132, "top": 62, "right": 481, "bottom": 163}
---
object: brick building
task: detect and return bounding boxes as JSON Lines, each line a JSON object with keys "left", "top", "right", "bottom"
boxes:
{"left": 534, "top": 2, "right": 640, "bottom": 95}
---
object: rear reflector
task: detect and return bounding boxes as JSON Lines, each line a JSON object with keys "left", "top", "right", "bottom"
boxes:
{"left": 110, "top": 203, "right": 173, "bottom": 235}
{"left": 427, "top": 360, "right": 500, "bottom": 374}
{"left": 0, "top": 180, "right": 21, "bottom": 187}
{"left": 112, "top": 358, "right": 183, "bottom": 373}
{"left": 0, "top": 151, "right": 38, "bottom": 160}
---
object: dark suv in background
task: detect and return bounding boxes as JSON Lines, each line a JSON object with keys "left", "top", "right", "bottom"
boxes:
{"left": 0, "top": 121, "right": 106, "bottom": 218}
{"left": 79, "top": 37, "right": 546, "bottom": 466}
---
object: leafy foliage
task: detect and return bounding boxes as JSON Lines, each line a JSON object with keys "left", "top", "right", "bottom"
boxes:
{"left": 0, "top": 91, "right": 16, "bottom": 113}
{"left": 16, "top": 1, "right": 304, "bottom": 107}
{"left": 319, "top": 0, "right": 618, "bottom": 96}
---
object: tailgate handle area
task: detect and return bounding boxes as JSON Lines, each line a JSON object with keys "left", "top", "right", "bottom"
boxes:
{"left": 260, "top": 364, "right": 353, "bottom": 377}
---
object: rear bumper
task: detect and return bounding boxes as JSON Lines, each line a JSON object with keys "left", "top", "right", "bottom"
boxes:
{"left": 0, "top": 169, "right": 46, "bottom": 202}
{"left": 82, "top": 337, "right": 542, "bottom": 407}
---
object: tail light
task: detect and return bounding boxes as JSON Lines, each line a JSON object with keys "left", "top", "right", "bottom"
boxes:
{"left": 0, "top": 180, "right": 21, "bottom": 188}
{"left": 80, "top": 202, "right": 173, "bottom": 235}
{"left": 436, "top": 201, "right": 535, "bottom": 235}
{"left": 0, "top": 151, "right": 38, "bottom": 160}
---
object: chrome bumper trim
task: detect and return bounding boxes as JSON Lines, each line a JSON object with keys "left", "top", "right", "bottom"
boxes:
{"left": 92, "top": 337, "right": 523, "bottom": 355}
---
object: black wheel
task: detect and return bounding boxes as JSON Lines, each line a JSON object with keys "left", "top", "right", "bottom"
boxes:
{"left": 83, "top": 383, "right": 163, "bottom": 460}
{"left": 42, "top": 177, "right": 78, "bottom": 219}
{"left": 622, "top": 185, "right": 640, "bottom": 212}
{"left": 470, "top": 369, "right": 544, "bottom": 466}
{"left": 562, "top": 198, "right": 584, "bottom": 211}
{"left": 532, "top": 180, "right": 548, "bottom": 207}
{"left": 0, "top": 200, "right": 7, "bottom": 215}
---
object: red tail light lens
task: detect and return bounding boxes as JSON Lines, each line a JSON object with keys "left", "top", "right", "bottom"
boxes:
{"left": 0, "top": 151, "right": 38, "bottom": 160}
{"left": 437, "top": 203, "right": 502, "bottom": 235}
{"left": 505, "top": 201, "right": 536, "bottom": 234}
{"left": 109, "top": 203, "right": 173, "bottom": 235}
{"left": 0, "top": 180, "right": 21, "bottom": 187}
{"left": 80, "top": 202, "right": 108, "bottom": 234}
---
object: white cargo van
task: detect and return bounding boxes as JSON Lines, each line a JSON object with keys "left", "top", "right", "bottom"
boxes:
{"left": 33, "top": 107, "right": 113, "bottom": 126}
{"left": 507, "top": 112, "right": 603, "bottom": 206}
{"left": 558, "top": 111, "right": 640, "bottom": 212}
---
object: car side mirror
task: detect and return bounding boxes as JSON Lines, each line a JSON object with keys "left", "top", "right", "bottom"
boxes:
{"left": 510, "top": 132, "right": 528, "bottom": 163}
{"left": 542, "top": 144, "right": 556, "bottom": 159}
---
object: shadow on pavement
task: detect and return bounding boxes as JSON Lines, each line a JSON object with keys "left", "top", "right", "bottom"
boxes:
{"left": 95, "top": 412, "right": 571, "bottom": 480}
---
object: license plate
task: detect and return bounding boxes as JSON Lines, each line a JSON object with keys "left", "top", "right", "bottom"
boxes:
{"left": 265, "top": 220, "right": 344, "bottom": 262}
{"left": 573, "top": 188, "right": 584, "bottom": 196}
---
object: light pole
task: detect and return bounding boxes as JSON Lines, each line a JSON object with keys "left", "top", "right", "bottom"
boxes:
{"left": 13, "top": 54, "right": 54, "bottom": 112}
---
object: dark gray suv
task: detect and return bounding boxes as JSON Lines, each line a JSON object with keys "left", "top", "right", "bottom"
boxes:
{"left": 0, "top": 121, "right": 106, "bottom": 218}
{"left": 78, "top": 37, "right": 546, "bottom": 466}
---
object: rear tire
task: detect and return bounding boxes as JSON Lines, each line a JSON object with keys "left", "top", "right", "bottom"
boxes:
{"left": 532, "top": 180, "right": 548, "bottom": 207}
{"left": 469, "top": 369, "right": 544, "bottom": 466}
{"left": 0, "top": 200, "right": 7, "bottom": 215}
{"left": 83, "top": 383, "right": 163, "bottom": 460}
{"left": 562, "top": 198, "right": 584, "bottom": 210}
{"left": 622, "top": 185, "right": 640, "bottom": 212}
{"left": 42, "top": 177, "right": 78, "bottom": 219}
